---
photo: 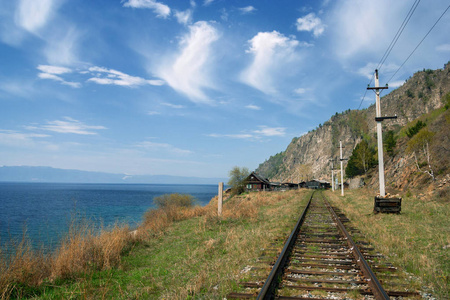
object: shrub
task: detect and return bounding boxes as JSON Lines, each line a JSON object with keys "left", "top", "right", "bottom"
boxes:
{"left": 153, "top": 193, "right": 196, "bottom": 209}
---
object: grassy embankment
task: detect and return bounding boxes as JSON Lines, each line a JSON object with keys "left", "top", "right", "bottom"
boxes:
{"left": 325, "top": 189, "right": 450, "bottom": 299}
{"left": 1, "top": 189, "right": 311, "bottom": 299}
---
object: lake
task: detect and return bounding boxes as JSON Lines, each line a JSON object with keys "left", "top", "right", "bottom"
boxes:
{"left": 0, "top": 182, "right": 219, "bottom": 251}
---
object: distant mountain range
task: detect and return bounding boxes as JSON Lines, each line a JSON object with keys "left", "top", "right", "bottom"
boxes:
{"left": 0, "top": 166, "right": 227, "bottom": 185}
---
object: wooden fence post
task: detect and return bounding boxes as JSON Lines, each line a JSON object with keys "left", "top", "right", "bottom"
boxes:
{"left": 218, "top": 182, "right": 223, "bottom": 216}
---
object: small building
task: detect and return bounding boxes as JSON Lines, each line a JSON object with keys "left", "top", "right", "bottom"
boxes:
{"left": 305, "top": 179, "right": 331, "bottom": 189}
{"left": 245, "top": 172, "right": 272, "bottom": 191}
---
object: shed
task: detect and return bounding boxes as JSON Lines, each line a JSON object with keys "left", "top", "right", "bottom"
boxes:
{"left": 305, "top": 179, "right": 331, "bottom": 189}
{"left": 245, "top": 172, "right": 272, "bottom": 191}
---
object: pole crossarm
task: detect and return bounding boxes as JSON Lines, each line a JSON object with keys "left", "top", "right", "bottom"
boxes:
{"left": 367, "top": 86, "right": 389, "bottom": 90}
{"left": 375, "top": 116, "right": 398, "bottom": 122}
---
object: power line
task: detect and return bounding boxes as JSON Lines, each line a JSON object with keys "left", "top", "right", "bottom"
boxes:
{"left": 386, "top": 3, "right": 450, "bottom": 85}
{"left": 376, "top": 0, "right": 421, "bottom": 72}
{"left": 357, "top": 0, "right": 420, "bottom": 111}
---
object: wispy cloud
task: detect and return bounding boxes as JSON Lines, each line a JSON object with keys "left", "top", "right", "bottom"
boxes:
{"left": 356, "top": 62, "right": 399, "bottom": 79}
{"left": 245, "top": 104, "right": 261, "bottom": 110}
{"left": 241, "top": 31, "right": 299, "bottom": 94}
{"left": 15, "top": 0, "right": 58, "bottom": 34}
{"left": 43, "top": 26, "right": 80, "bottom": 66}
{"left": 294, "top": 88, "right": 306, "bottom": 94}
{"left": 157, "top": 21, "right": 219, "bottom": 103}
{"left": 26, "top": 117, "right": 106, "bottom": 135}
{"left": 203, "top": 0, "right": 214, "bottom": 6}
{"left": 253, "top": 126, "right": 286, "bottom": 137}
{"left": 296, "top": 13, "right": 325, "bottom": 37}
{"left": 174, "top": 9, "right": 193, "bottom": 25}
{"left": 37, "top": 65, "right": 80, "bottom": 88}
{"left": 88, "top": 66, "right": 164, "bottom": 87}
{"left": 161, "top": 102, "right": 184, "bottom": 109}
{"left": 239, "top": 6, "right": 256, "bottom": 14}
{"left": 207, "top": 126, "right": 286, "bottom": 140}
{"left": 436, "top": 44, "right": 450, "bottom": 52}
{"left": 122, "top": 0, "right": 171, "bottom": 18}
{"left": 136, "top": 141, "right": 192, "bottom": 155}
{"left": 0, "top": 129, "right": 49, "bottom": 147}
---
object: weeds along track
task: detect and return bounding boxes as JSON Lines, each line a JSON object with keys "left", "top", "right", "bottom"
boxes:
{"left": 228, "top": 191, "right": 421, "bottom": 300}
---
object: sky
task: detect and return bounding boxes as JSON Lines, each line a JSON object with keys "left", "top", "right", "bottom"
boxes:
{"left": 0, "top": 0, "right": 449, "bottom": 179}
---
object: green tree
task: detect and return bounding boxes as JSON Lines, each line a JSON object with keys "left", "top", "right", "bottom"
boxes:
{"left": 345, "top": 140, "right": 377, "bottom": 178}
{"left": 384, "top": 130, "right": 396, "bottom": 157}
{"left": 406, "top": 128, "right": 436, "bottom": 180}
{"left": 406, "top": 120, "right": 426, "bottom": 138}
{"left": 228, "top": 166, "right": 250, "bottom": 195}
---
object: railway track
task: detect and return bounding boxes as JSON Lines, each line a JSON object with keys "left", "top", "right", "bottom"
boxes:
{"left": 228, "top": 191, "right": 421, "bottom": 300}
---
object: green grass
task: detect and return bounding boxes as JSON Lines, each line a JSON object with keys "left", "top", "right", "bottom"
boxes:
{"left": 325, "top": 189, "right": 450, "bottom": 299}
{"left": 33, "top": 190, "right": 311, "bottom": 299}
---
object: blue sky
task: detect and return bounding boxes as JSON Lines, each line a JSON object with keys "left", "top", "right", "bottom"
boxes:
{"left": 0, "top": 0, "right": 449, "bottom": 178}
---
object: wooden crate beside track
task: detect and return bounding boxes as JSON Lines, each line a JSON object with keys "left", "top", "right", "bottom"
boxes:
{"left": 374, "top": 197, "right": 402, "bottom": 214}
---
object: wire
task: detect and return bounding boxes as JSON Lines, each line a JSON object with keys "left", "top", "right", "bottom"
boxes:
{"left": 377, "top": 0, "right": 421, "bottom": 72}
{"left": 357, "top": 0, "right": 421, "bottom": 111}
{"left": 386, "top": 3, "right": 450, "bottom": 85}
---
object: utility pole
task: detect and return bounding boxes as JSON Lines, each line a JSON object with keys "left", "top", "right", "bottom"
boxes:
{"left": 339, "top": 141, "right": 345, "bottom": 196}
{"left": 329, "top": 158, "right": 335, "bottom": 191}
{"left": 367, "top": 70, "right": 395, "bottom": 197}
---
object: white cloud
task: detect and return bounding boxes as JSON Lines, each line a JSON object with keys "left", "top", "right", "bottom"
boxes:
{"left": 37, "top": 64, "right": 81, "bottom": 88}
{"left": 294, "top": 88, "right": 306, "bottom": 94}
{"left": 15, "top": 0, "right": 57, "bottom": 33}
{"left": 203, "top": 0, "right": 214, "bottom": 6}
{"left": 136, "top": 141, "right": 192, "bottom": 155}
{"left": 122, "top": 0, "right": 171, "bottom": 18}
{"left": 38, "top": 72, "right": 80, "bottom": 88}
{"left": 253, "top": 126, "right": 286, "bottom": 137}
{"left": 245, "top": 104, "right": 261, "bottom": 110}
{"left": 296, "top": 13, "right": 325, "bottom": 37}
{"left": 44, "top": 26, "right": 80, "bottom": 66}
{"left": 27, "top": 117, "right": 106, "bottom": 135}
{"left": 356, "top": 62, "right": 399, "bottom": 79}
{"left": 157, "top": 21, "right": 219, "bottom": 103}
{"left": 161, "top": 102, "right": 184, "bottom": 109}
{"left": 206, "top": 133, "right": 253, "bottom": 139}
{"left": 436, "top": 44, "right": 450, "bottom": 52}
{"left": 88, "top": 66, "right": 164, "bottom": 87}
{"left": 0, "top": 129, "right": 49, "bottom": 147}
{"left": 147, "top": 111, "right": 161, "bottom": 115}
{"left": 174, "top": 9, "right": 192, "bottom": 25}
{"left": 239, "top": 6, "right": 256, "bottom": 14}
{"left": 389, "top": 80, "right": 405, "bottom": 89}
{"left": 241, "top": 31, "right": 299, "bottom": 94}
{"left": 207, "top": 126, "right": 286, "bottom": 140}
{"left": 37, "top": 64, "right": 71, "bottom": 75}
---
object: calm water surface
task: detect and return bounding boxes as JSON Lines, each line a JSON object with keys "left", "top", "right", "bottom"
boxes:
{"left": 0, "top": 182, "right": 218, "bottom": 251}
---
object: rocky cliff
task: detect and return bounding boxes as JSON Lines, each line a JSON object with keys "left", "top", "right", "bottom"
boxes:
{"left": 256, "top": 62, "right": 450, "bottom": 193}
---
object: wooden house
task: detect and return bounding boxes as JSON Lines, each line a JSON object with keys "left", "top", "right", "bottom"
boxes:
{"left": 245, "top": 172, "right": 272, "bottom": 191}
{"left": 305, "top": 179, "right": 331, "bottom": 189}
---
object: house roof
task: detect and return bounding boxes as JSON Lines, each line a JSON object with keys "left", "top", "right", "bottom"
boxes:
{"left": 246, "top": 172, "right": 271, "bottom": 184}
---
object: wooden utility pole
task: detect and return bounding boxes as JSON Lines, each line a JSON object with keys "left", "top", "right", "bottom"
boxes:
{"left": 339, "top": 141, "right": 345, "bottom": 196}
{"left": 367, "top": 70, "right": 394, "bottom": 197}
{"left": 218, "top": 182, "right": 223, "bottom": 216}
{"left": 329, "top": 158, "right": 335, "bottom": 191}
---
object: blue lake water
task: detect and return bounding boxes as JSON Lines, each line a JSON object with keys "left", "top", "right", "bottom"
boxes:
{"left": 0, "top": 182, "right": 219, "bottom": 251}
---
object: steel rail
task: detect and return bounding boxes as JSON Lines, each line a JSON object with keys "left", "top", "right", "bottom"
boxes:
{"left": 321, "top": 194, "right": 390, "bottom": 300}
{"left": 256, "top": 192, "right": 313, "bottom": 300}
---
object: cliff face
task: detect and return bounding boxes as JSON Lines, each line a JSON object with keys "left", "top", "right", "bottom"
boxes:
{"left": 256, "top": 62, "right": 450, "bottom": 190}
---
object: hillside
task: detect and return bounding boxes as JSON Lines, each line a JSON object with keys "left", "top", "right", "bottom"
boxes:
{"left": 256, "top": 62, "right": 450, "bottom": 194}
